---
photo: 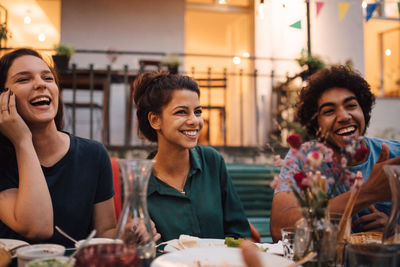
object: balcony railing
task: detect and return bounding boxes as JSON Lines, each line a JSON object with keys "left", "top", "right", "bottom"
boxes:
{"left": 59, "top": 64, "right": 281, "bottom": 148}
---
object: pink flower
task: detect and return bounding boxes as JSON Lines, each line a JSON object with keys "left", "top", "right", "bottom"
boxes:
{"left": 294, "top": 171, "right": 308, "bottom": 190}
{"left": 306, "top": 150, "right": 323, "bottom": 169}
{"left": 285, "top": 158, "right": 296, "bottom": 167}
{"left": 291, "top": 149, "right": 302, "bottom": 161}
{"left": 354, "top": 146, "right": 370, "bottom": 162}
{"left": 324, "top": 148, "right": 334, "bottom": 163}
{"left": 287, "top": 134, "right": 302, "bottom": 149}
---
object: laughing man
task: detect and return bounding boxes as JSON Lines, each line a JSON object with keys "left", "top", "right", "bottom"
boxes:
{"left": 270, "top": 65, "right": 400, "bottom": 242}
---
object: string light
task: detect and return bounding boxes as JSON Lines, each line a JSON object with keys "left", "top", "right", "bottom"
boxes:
{"left": 38, "top": 33, "right": 46, "bottom": 42}
{"left": 218, "top": 0, "right": 227, "bottom": 4}
{"left": 242, "top": 52, "right": 250, "bottom": 58}
{"left": 233, "top": 56, "right": 241, "bottom": 65}
{"left": 385, "top": 49, "right": 391, "bottom": 56}
{"left": 24, "top": 16, "right": 31, "bottom": 24}
{"left": 362, "top": 1, "right": 367, "bottom": 8}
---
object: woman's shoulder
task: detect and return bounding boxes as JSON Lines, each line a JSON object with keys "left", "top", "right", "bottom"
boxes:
{"left": 68, "top": 134, "right": 110, "bottom": 161}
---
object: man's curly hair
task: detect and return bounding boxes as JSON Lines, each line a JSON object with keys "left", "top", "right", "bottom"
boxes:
{"left": 297, "top": 65, "right": 375, "bottom": 138}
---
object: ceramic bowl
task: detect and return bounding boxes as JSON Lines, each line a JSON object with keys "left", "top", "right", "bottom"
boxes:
{"left": 17, "top": 244, "right": 65, "bottom": 267}
{"left": 26, "top": 256, "right": 74, "bottom": 267}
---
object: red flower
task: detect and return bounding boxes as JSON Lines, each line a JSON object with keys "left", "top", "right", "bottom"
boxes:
{"left": 294, "top": 171, "right": 307, "bottom": 189}
{"left": 287, "top": 134, "right": 302, "bottom": 149}
{"left": 354, "top": 146, "right": 370, "bottom": 162}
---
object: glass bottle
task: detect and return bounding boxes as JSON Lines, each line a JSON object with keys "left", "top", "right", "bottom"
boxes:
{"left": 115, "top": 159, "right": 156, "bottom": 267}
{"left": 294, "top": 207, "right": 336, "bottom": 267}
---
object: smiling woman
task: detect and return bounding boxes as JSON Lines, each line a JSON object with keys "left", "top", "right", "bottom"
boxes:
{"left": 133, "top": 72, "right": 251, "bottom": 242}
{"left": 0, "top": 48, "right": 116, "bottom": 246}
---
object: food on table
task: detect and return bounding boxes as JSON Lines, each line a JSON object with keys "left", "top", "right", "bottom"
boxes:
{"left": 74, "top": 243, "right": 140, "bottom": 267}
{"left": 224, "top": 237, "right": 268, "bottom": 252}
{"left": 17, "top": 244, "right": 66, "bottom": 267}
{"left": 26, "top": 258, "right": 73, "bottom": 267}
{"left": 224, "top": 237, "right": 244, "bottom": 247}
{"left": 0, "top": 248, "right": 11, "bottom": 267}
{"left": 178, "top": 234, "right": 200, "bottom": 248}
{"left": 349, "top": 232, "right": 382, "bottom": 244}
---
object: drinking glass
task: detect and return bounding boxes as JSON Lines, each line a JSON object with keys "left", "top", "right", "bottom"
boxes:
{"left": 115, "top": 159, "right": 156, "bottom": 266}
{"left": 281, "top": 227, "right": 295, "bottom": 260}
{"left": 345, "top": 244, "right": 399, "bottom": 267}
{"left": 327, "top": 212, "right": 350, "bottom": 267}
{"left": 74, "top": 243, "right": 139, "bottom": 267}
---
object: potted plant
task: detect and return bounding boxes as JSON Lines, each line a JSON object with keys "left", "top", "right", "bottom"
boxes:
{"left": 161, "top": 53, "right": 181, "bottom": 74}
{"left": 52, "top": 43, "right": 75, "bottom": 72}
{"left": 296, "top": 51, "right": 325, "bottom": 81}
{"left": 0, "top": 23, "right": 12, "bottom": 49}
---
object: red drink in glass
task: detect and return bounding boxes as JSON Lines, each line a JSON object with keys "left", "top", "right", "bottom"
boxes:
{"left": 74, "top": 243, "right": 140, "bottom": 267}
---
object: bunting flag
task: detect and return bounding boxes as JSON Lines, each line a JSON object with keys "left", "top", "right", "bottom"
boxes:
{"left": 366, "top": 3, "right": 379, "bottom": 22}
{"left": 338, "top": 2, "right": 350, "bottom": 22}
{"left": 289, "top": 20, "right": 302, "bottom": 29}
{"left": 316, "top": 1, "right": 325, "bottom": 17}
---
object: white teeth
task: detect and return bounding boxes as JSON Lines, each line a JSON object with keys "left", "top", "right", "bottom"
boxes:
{"left": 182, "top": 131, "right": 197, "bottom": 136}
{"left": 336, "top": 126, "right": 355, "bottom": 135}
{"left": 30, "top": 97, "right": 50, "bottom": 104}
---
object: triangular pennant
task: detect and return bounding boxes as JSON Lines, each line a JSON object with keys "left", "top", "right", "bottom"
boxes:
{"left": 338, "top": 2, "right": 350, "bottom": 22}
{"left": 289, "top": 20, "right": 301, "bottom": 29}
{"left": 366, "top": 3, "right": 379, "bottom": 22}
{"left": 316, "top": 2, "right": 325, "bottom": 17}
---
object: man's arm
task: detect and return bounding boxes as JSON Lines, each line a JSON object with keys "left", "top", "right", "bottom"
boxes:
{"left": 271, "top": 156, "right": 400, "bottom": 241}
{"left": 270, "top": 191, "right": 302, "bottom": 242}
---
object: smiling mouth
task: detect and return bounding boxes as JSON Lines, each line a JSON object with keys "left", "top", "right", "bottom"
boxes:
{"left": 335, "top": 126, "right": 356, "bottom": 136}
{"left": 30, "top": 97, "right": 51, "bottom": 106}
{"left": 181, "top": 130, "right": 198, "bottom": 137}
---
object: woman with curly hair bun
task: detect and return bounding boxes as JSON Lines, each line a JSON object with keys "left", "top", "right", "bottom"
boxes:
{"left": 133, "top": 72, "right": 251, "bottom": 242}
{"left": 270, "top": 65, "right": 400, "bottom": 242}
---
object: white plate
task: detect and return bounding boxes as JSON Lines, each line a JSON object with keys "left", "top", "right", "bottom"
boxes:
{"left": 0, "top": 238, "right": 29, "bottom": 251}
{"left": 164, "top": 238, "right": 225, "bottom": 252}
{"left": 152, "top": 247, "right": 293, "bottom": 267}
{"left": 164, "top": 238, "right": 284, "bottom": 255}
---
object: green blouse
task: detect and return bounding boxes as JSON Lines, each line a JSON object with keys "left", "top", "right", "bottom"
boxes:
{"left": 147, "top": 146, "right": 251, "bottom": 242}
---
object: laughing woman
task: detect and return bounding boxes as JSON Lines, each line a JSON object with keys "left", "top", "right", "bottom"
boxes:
{"left": 133, "top": 72, "right": 251, "bottom": 242}
{"left": 0, "top": 48, "right": 116, "bottom": 246}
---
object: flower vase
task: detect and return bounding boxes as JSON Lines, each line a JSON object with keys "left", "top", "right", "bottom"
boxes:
{"left": 294, "top": 208, "right": 337, "bottom": 267}
{"left": 115, "top": 159, "right": 156, "bottom": 267}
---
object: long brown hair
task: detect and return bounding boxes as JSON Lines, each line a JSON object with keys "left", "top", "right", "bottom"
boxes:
{"left": 0, "top": 48, "right": 64, "bottom": 167}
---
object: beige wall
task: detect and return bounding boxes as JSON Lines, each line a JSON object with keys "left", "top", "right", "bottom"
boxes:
{"left": 60, "top": 0, "right": 185, "bottom": 69}
{"left": 1, "top": 0, "right": 60, "bottom": 57}
{"left": 255, "top": 0, "right": 366, "bottom": 144}
{"left": 364, "top": 19, "right": 400, "bottom": 96}
{"left": 185, "top": 9, "right": 255, "bottom": 145}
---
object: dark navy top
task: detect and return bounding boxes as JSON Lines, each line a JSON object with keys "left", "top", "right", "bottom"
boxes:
{"left": 0, "top": 133, "right": 114, "bottom": 247}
